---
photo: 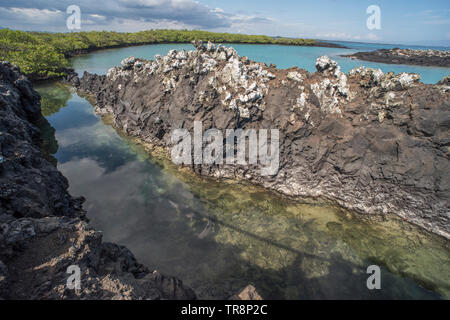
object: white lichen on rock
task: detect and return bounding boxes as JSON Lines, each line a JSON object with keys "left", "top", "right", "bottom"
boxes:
{"left": 287, "top": 71, "right": 304, "bottom": 83}
{"left": 309, "top": 56, "right": 349, "bottom": 115}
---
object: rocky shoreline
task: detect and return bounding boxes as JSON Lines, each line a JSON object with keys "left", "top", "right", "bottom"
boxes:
{"left": 342, "top": 48, "right": 450, "bottom": 68}
{"left": 0, "top": 61, "right": 200, "bottom": 299}
{"left": 68, "top": 40, "right": 450, "bottom": 240}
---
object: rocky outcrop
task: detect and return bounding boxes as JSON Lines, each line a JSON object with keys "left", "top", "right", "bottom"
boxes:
{"left": 0, "top": 61, "right": 196, "bottom": 299}
{"left": 229, "top": 285, "right": 262, "bottom": 300}
{"left": 343, "top": 48, "right": 450, "bottom": 68}
{"left": 69, "top": 41, "right": 450, "bottom": 240}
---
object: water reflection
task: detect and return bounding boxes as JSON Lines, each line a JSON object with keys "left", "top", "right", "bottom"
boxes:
{"left": 36, "top": 82, "right": 450, "bottom": 300}
{"left": 37, "top": 82, "right": 72, "bottom": 117}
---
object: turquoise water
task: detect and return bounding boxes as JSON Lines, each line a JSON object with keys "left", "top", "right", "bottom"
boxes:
{"left": 323, "top": 40, "right": 450, "bottom": 52}
{"left": 70, "top": 42, "right": 449, "bottom": 84}
{"left": 33, "top": 43, "right": 450, "bottom": 299}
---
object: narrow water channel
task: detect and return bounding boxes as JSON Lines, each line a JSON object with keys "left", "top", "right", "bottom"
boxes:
{"left": 36, "top": 82, "right": 449, "bottom": 299}
{"left": 35, "top": 43, "right": 450, "bottom": 299}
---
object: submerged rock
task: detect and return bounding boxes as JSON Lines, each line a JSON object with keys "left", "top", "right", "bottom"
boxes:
{"left": 71, "top": 43, "right": 450, "bottom": 240}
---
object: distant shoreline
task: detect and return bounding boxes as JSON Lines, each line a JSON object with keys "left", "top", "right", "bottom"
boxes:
{"left": 64, "top": 40, "right": 348, "bottom": 57}
{"left": 3, "top": 29, "right": 348, "bottom": 82}
{"left": 342, "top": 48, "right": 450, "bottom": 68}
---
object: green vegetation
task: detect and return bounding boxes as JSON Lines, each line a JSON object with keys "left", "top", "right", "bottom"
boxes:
{"left": 0, "top": 29, "right": 68, "bottom": 79}
{"left": 0, "top": 29, "right": 315, "bottom": 80}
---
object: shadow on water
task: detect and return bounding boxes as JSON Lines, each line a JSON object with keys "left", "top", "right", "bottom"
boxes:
{"left": 155, "top": 194, "right": 443, "bottom": 300}
{"left": 37, "top": 116, "right": 58, "bottom": 166}
{"left": 35, "top": 81, "right": 450, "bottom": 300}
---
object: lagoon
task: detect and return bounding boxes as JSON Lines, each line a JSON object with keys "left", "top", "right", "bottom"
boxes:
{"left": 70, "top": 41, "right": 450, "bottom": 84}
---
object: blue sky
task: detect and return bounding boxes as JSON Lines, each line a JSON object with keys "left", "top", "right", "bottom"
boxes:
{"left": 0, "top": 0, "right": 449, "bottom": 46}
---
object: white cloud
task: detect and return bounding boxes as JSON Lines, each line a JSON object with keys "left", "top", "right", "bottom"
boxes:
{"left": 0, "top": 7, "right": 65, "bottom": 30}
{"left": 211, "top": 8, "right": 224, "bottom": 14}
{"left": 100, "top": 17, "right": 195, "bottom": 32}
{"left": 0, "top": 1, "right": 278, "bottom": 33}
{"left": 366, "top": 33, "right": 379, "bottom": 41}
{"left": 0, "top": 0, "right": 234, "bottom": 30}
{"left": 315, "top": 32, "right": 380, "bottom": 41}
{"left": 423, "top": 19, "right": 450, "bottom": 25}
{"left": 89, "top": 14, "right": 106, "bottom": 20}
{"left": 1, "top": 7, "right": 63, "bottom": 22}
{"left": 9, "top": 7, "right": 62, "bottom": 17}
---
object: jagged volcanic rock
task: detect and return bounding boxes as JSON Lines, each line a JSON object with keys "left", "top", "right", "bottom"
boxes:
{"left": 0, "top": 61, "right": 196, "bottom": 300}
{"left": 70, "top": 41, "right": 450, "bottom": 240}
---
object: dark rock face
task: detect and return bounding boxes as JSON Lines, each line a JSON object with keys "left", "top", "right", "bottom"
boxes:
{"left": 71, "top": 42, "right": 450, "bottom": 240}
{"left": 342, "top": 48, "right": 450, "bottom": 68}
{"left": 0, "top": 61, "right": 196, "bottom": 300}
{"left": 0, "top": 61, "right": 83, "bottom": 220}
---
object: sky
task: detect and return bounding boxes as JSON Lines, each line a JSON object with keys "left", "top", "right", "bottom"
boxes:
{"left": 0, "top": 0, "right": 449, "bottom": 46}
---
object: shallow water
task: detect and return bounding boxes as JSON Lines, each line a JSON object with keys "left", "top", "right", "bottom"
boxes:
{"left": 35, "top": 79, "right": 450, "bottom": 299}
{"left": 70, "top": 42, "right": 449, "bottom": 84}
